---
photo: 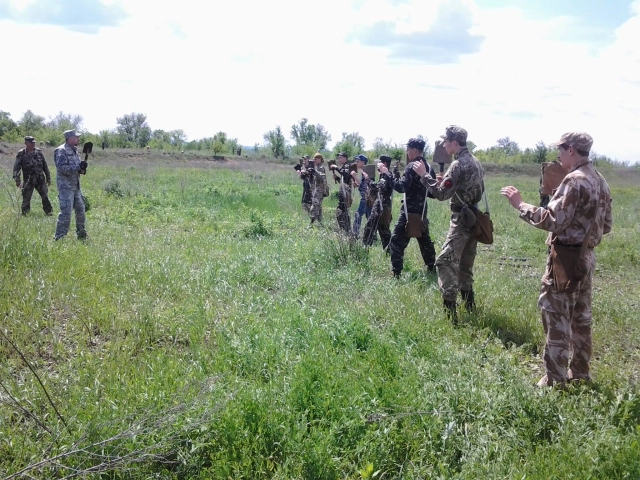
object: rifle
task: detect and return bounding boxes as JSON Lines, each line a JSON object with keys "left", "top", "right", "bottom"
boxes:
{"left": 80, "top": 142, "right": 93, "bottom": 175}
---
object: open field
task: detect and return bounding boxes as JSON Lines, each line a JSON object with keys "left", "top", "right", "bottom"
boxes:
{"left": 1, "top": 146, "right": 639, "bottom": 479}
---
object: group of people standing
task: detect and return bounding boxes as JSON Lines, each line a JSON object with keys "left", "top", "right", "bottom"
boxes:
{"left": 296, "top": 126, "right": 485, "bottom": 323}
{"left": 12, "top": 130, "right": 89, "bottom": 240}
{"left": 298, "top": 125, "right": 614, "bottom": 389}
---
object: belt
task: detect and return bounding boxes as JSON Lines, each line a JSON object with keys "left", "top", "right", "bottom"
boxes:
{"left": 555, "top": 241, "right": 582, "bottom": 248}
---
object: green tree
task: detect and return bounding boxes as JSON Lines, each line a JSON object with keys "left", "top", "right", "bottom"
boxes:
{"left": 290, "top": 118, "right": 332, "bottom": 150}
{"left": 213, "top": 131, "right": 227, "bottom": 145}
{"left": 227, "top": 138, "right": 239, "bottom": 155}
{"left": 18, "top": 109, "right": 46, "bottom": 134}
{"left": 47, "top": 111, "right": 83, "bottom": 132}
{"left": 466, "top": 140, "right": 477, "bottom": 152}
{"left": 169, "top": 129, "right": 187, "bottom": 148}
{"left": 534, "top": 141, "right": 548, "bottom": 163}
{"left": 0, "top": 111, "right": 17, "bottom": 139}
{"left": 333, "top": 132, "right": 365, "bottom": 158}
{"left": 496, "top": 136, "right": 520, "bottom": 156}
{"left": 263, "top": 126, "right": 286, "bottom": 158}
{"left": 116, "top": 112, "right": 152, "bottom": 147}
{"left": 212, "top": 140, "right": 225, "bottom": 155}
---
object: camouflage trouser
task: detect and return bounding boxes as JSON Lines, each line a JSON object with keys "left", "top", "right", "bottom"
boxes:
{"left": 538, "top": 249, "right": 596, "bottom": 385}
{"left": 21, "top": 179, "right": 52, "bottom": 215}
{"left": 362, "top": 203, "right": 391, "bottom": 250}
{"left": 310, "top": 187, "right": 324, "bottom": 222}
{"left": 55, "top": 188, "right": 86, "bottom": 239}
{"left": 302, "top": 188, "right": 312, "bottom": 215}
{"left": 436, "top": 213, "right": 477, "bottom": 302}
{"left": 336, "top": 189, "right": 352, "bottom": 233}
{"left": 389, "top": 210, "right": 436, "bottom": 274}
{"left": 352, "top": 196, "right": 371, "bottom": 237}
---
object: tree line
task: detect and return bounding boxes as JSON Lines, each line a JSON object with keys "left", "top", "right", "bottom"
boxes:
{"left": 0, "top": 109, "right": 624, "bottom": 166}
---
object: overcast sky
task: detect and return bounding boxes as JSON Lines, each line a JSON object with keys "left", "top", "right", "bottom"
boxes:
{"left": 1, "top": 0, "right": 639, "bottom": 161}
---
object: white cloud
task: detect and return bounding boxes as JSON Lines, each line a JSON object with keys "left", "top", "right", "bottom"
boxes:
{"left": 0, "top": 0, "right": 639, "bottom": 162}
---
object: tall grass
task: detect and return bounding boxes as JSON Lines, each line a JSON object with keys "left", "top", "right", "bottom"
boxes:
{"left": 0, "top": 152, "right": 639, "bottom": 479}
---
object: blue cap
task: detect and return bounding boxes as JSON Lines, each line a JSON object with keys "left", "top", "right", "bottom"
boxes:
{"left": 354, "top": 154, "right": 368, "bottom": 164}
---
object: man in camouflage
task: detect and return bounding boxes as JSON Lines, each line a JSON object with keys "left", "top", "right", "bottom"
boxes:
{"left": 54, "top": 129, "right": 88, "bottom": 240}
{"left": 309, "top": 153, "right": 327, "bottom": 226}
{"left": 297, "top": 156, "right": 313, "bottom": 215}
{"left": 415, "top": 126, "right": 484, "bottom": 322}
{"left": 13, "top": 136, "right": 53, "bottom": 215}
{"left": 330, "top": 152, "right": 356, "bottom": 234}
{"left": 501, "top": 132, "right": 613, "bottom": 387}
{"left": 352, "top": 154, "right": 371, "bottom": 238}
{"left": 388, "top": 138, "right": 437, "bottom": 279}
{"left": 362, "top": 155, "right": 395, "bottom": 250}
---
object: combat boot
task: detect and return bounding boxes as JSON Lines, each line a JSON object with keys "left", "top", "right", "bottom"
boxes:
{"left": 443, "top": 299, "right": 458, "bottom": 325}
{"left": 393, "top": 271, "right": 401, "bottom": 279}
{"left": 461, "top": 289, "right": 475, "bottom": 312}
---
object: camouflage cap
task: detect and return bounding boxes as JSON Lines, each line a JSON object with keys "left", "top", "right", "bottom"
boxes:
{"left": 63, "top": 129, "right": 81, "bottom": 139}
{"left": 24, "top": 136, "right": 35, "bottom": 143}
{"left": 406, "top": 138, "right": 426, "bottom": 151}
{"left": 337, "top": 152, "right": 348, "bottom": 158}
{"left": 549, "top": 132, "right": 593, "bottom": 153}
{"left": 440, "top": 125, "right": 468, "bottom": 144}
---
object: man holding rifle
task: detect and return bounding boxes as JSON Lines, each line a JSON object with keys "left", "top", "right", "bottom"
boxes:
{"left": 54, "top": 129, "right": 88, "bottom": 241}
{"left": 501, "top": 132, "right": 612, "bottom": 388}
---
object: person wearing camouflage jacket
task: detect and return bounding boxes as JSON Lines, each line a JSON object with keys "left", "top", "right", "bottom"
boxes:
{"left": 362, "top": 155, "right": 395, "bottom": 249}
{"left": 502, "top": 132, "right": 613, "bottom": 388}
{"left": 309, "top": 153, "right": 327, "bottom": 225}
{"left": 54, "top": 130, "right": 88, "bottom": 240}
{"left": 13, "top": 136, "right": 53, "bottom": 215}
{"left": 297, "top": 156, "right": 313, "bottom": 215}
{"left": 388, "top": 138, "right": 437, "bottom": 278}
{"left": 330, "top": 153, "right": 356, "bottom": 234}
{"left": 415, "top": 125, "right": 484, "bottom": 322}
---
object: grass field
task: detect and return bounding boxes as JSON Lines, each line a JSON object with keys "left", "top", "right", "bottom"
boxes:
{"left": 1, "top": 147, "right": 639, "bottom": 479}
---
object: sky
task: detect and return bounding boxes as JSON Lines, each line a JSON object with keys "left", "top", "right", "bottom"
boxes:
{"left": 1, "top": 0, "right": 639, "bottom": 162}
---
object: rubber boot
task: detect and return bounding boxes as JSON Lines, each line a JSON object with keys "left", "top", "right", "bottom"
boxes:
{"left": 461, "top": 289, "right": 475, "bottom": 313}
{"left": 443, "top": 299, "right": 458, "bottom": 325}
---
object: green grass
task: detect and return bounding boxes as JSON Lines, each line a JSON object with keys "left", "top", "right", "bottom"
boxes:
{"left": 1, "top": 150, "right": 639, "bottom": 479}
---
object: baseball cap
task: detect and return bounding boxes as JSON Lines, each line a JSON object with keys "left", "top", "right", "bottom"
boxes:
{"left": 337, "top": 152, "right": 347, "bottom": 158}
{"left": 440, "top": 125, "right": 468, "bottom": 144}
{"left": 354, "top": 154, "right": 368, "bottom": 164}
{"left": 63, "top": 129, "right": 81, "bottom": 139}
{"left": 549, "top": 132, "right": 593, "bottom": 153}
{"left": 24, "top": 136, "right": 35, "bottom": 143}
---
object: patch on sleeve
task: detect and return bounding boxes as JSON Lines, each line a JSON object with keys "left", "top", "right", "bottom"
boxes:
{"left": 444, "top": 179, "right": 453, "bottom": 188}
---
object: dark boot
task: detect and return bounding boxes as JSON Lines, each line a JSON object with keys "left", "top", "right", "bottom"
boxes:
{"left": 443, "top": 299, "right": 458, "bottom": 325}
{"left": 427, "top": 264, "right": 436, "bottom": 274}
{"left": 393, "top": 271, "right": 401, "bottom": 279}
{"left": 461, "top": 289, "right": 475, "bottom": 312}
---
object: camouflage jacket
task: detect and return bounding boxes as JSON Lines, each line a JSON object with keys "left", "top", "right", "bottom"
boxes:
{"left": 368, "top": 172, "right": 395, "bottom": 209}
{"left": 518, "top": 160, "right": 613, "bottom": 248}
{"left": 311, "top": 164, "right": 327, "bottom": 192}
{"left": 13, "top": 148, "right": 51, "bottom": 184}
{"left": 425, "top": 147, "right": 484, "bottom": 209}
{"left": 394, "top": 157, "right": 435, "bottom": 215}
{"left": 54, "top": 143, "right": 82, "bottom": 191}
